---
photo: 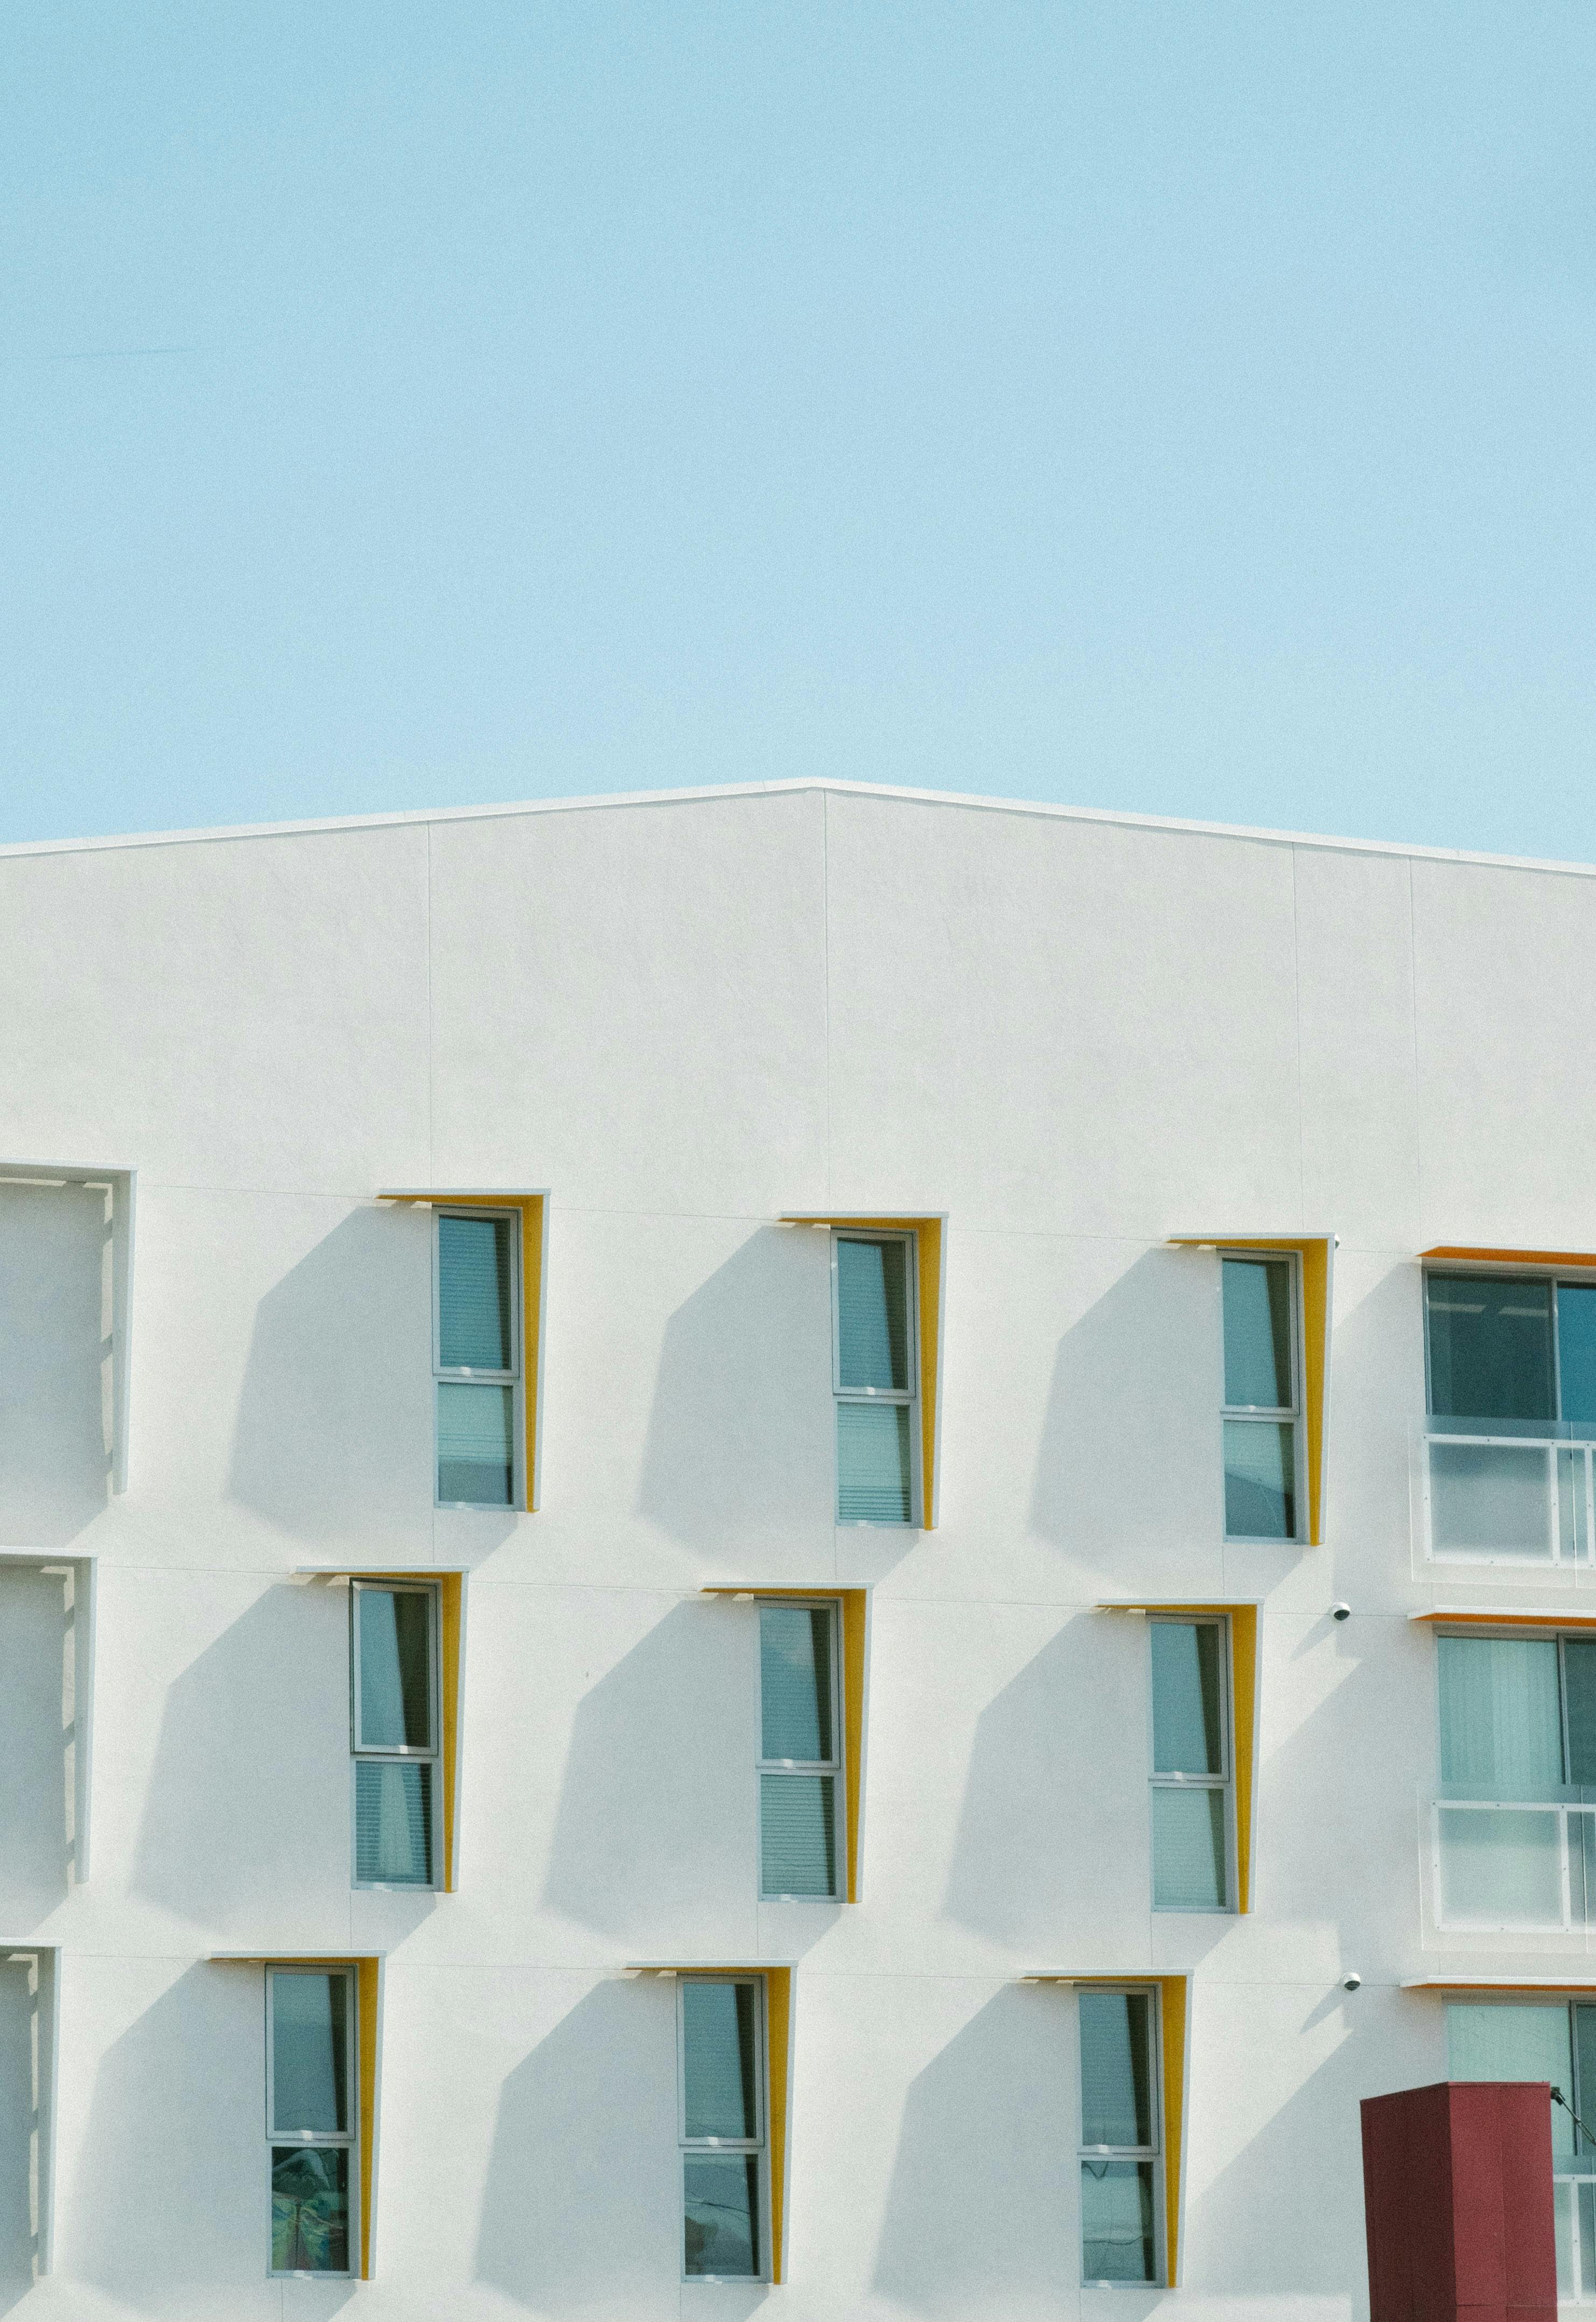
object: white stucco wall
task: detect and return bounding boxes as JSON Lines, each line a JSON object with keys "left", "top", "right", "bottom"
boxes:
{"left": 0, "top": 777, "right": 1590, "bottom": 2316}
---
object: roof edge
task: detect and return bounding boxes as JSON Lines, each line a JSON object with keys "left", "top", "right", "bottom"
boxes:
{"left": 3, "top": 776, "right": 1594, "bottom": 882}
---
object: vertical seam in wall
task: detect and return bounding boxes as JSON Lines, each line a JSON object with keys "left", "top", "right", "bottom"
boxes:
{"left": 1290, "top": 846, "right": 1306, "bottom": 1226}
{"left": 425, "top": 821, "right": 436, "bottom": 1177}
{"left": 821, "top": 789, "right": 833, "bottom": 1203}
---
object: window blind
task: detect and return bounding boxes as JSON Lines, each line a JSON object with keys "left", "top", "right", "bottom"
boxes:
{"left": 760, "top": 1774, "right": 836, "bottom": 1897}
{"left": 836, "top": 1402, "right": 912, "bottom": 1523}
{"left": 354, "top": 1760, "right": 433, "bottom": 1885}
{"left": 1438, "top": 1635, "right": 1564, "bottom": 1797}
{"left": 438, "top": 1215, "right": 513, "bottom": 1372}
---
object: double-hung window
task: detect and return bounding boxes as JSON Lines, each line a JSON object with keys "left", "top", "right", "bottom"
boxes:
{"left": 1425, "top": 1272, "right": 1596, "bottom": 1564}
{"left": 1447, "top": 1999, "right": 1596, "bottom": 2297}
{"left": 351, "top": 1581, "right": 439, "bottom": 1889}
{"left": 1079, "top": 1988, "right": 1161, "bottom": 2284}
{"left": 1149, "top": 1617, "right": 1233, "bottom": 1912}
{"left": 267, "top": 1968, "right": 356, "bottom": 2278}
{"left": 678, "top": 1977, "right": 767, "bottom": 2281}
{"left": 1434, "top": 1628, "right": 1596, "bottom": 1929}
{"left": 1221, "top": 1253, "right": 1301, "bottom": 1540}
{"left": 435, "top": 1209, "right": 521, "bottom": 1508}
{"left": 758, "top": 1601, "right": 841, "bottom": 1900}
{"left": 833, "top": 1231, "right": 918, "bottom": 1525}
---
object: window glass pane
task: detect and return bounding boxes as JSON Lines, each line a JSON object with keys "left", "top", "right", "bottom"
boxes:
{"left": 1151, "top": 1788, "right": 1228, "bottom": 1910}
{"left": 1081, "top": 2159, "right": 1156, "bottom": 2282}
{"left": 437, "top": 1380, "right": 514, "bottom": 1505}
{"left": 271, "top": 2147, "right": 349, "bottom": 2274}
{"left": 1448, "top": 2003, "right": 1574, "bottom": 2157}
{"left": 1079, "top": 1991, "right": 1153, "bottom": 2149}
{"left": 837, "top": 1401, "right": 913, "bottom": 1523}
{"left": 683, "top": 2153, "right": 760, "bottom": 2278}
{"left": 1223, "top": 1420, "right": 1296, "bottom": 1538}
{"left": 1427, "top": 1274, "right": 1554, "bottom": 1424}
{"left": 1560, "top": 1286, "right": 1596, "bottom": 1426}
{"left": 1222, "top": 1257, "right": 1293, "bottom": 1410}
{"left": 358, "top": 1589, "right": 432, "bottom": 1749}
{"left": 354, "top": 1760, "right": 433, "bottom": 1885}
{"left": 1437, "top": 1806, "right": 1565, "bottom": 1927}
{"left": 760, "top": 1606, "right": 835, "bottom": 1761}
{"left": 1574, "top": 2006, "right": 1596, "bottom": 2158}
{"left": 438, "top": 1214, "right": 513, "bottom": 1371}
{"left": 836, "top": 1239, "right": 909, "bottom": 1392}
{"left": 1565, "top": 1642, "right": 1596, "bottom": 1789}
{"left": 760, "top": 1773, "right": 837, "bottom": 1897}
{"left": 271, "top": 1973, "right": 348, "bottom": 2135}
{"left": 1438, "top": 1636, "right": 1563, "bottom": 1796}
{"left": 682, "top": 1982, "right": 759, "bottom": 2142}
{"left": 1428, "top": 1440, "right": 1553, "bottom": 1561}
{"left": 1150, "top": 1623, "right": 1223, "bottom": 1775}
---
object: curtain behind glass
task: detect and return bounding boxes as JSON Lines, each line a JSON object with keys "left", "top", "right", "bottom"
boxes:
{"left": 358, "top": 1589, "right": 432, "bottom": 1750}
{"left": 682, "top": 1982, "right": 759, "bottom": 2142}
{"left": 1079, "top": 1992, "right": 1153, "bottom": 2149}
{"left": 836, "top": 1240, "right": 909, "bottom": 1391}
{"left": 1438, "top": 1636, "right": 1564, "bottom": 1796}
{"left": 271, "top": 1973, "right": 348, "bottom": 2135}
{"left": 438, "top": 1214, "right": 513, "bottom": 1370}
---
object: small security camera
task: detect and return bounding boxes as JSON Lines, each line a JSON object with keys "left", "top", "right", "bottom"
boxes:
{"left": 1332, "top": 1603, "right": 1352, "bottom": 1621}
{"left": 1342, "top": 1973, "right": 1362, "bottom": 1992}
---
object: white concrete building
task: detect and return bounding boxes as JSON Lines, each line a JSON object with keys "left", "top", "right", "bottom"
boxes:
{"left": 1, "top": 775, "right": 1594, "bottom": 2318}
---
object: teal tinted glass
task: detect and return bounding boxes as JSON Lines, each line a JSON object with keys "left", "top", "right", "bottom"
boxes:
{"left": 684, "top": 2153, "right": 760, "bottom": 2277}
{"left": 682, "top": 1982, "right": 759, "bottom": 2142}
{"left": 1151, "top": 1788, "right": 1227, "bottom": 1910}
{"left": 836, "top": 1401, "right": 912, "bottom": 1522}
{"left": 271, "top": 2148, "right": 349, "bottom": 2274}
{"left": 1079, "top": 1991, "right": 1153, "bottom": 2149}
{"left": 836, "top": 1238, "right": 909, "bottom": 1391}
{"left": 760, "top": 1605, "right": 835, "bottom": 1761}
{"left": 1437, "top": 1634, "right": 1563, "bottom": 1796}
{"left": 271, "top": 1973, "right": 348, "bottom": 2136}
{"left": 1427, "top": 1274, "right": 1553, "bottom": 1423}
{"left": 1560, "top": 1284, "right": 1596, "bottom": 1425}
{"left": 1223, "top": 1419, "right": 1296, "bottom": 1538}
{"left": 1222, "top": 1257, "right": 1293, "bottom": 1409}
{"left": 437, "top": 1380, "right": 514, "bottom": 1505}
{"left": 1151, "top": 1622, "right": 1223, "bottom": 1775}
{"left": 357, "top": 1588, "right": 432, "bottom": 1749}
{"left": 1081, "top": 2159, "right": 1156, "bottom": 2282}
{"left": 1576, "top": 2007, "right": 1596, "bottom": 2157}
{"left": 760, "top": 1773, "right": 837, "bottom": 1897}
{"left": 438, "top": 1213, "right": 513, "bottom": 1372}
{"left": 354, "top": 1760, "right": 433, "bottom": 1884}
{"left": 1567, "top": 1641, "right": 1596, "bottom": 1789}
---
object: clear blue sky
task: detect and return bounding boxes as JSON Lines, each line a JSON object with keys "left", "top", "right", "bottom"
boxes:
{"left": 5, "top": 5, "right": 1593, "bottom": 854}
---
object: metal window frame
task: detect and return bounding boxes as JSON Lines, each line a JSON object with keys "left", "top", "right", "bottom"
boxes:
{"left": 431, "top": 1205, "right": 524, "bottom": 1510}
{"left": 1219, "top": 1248, "right": 1304, "bottom": 1544}
{"left": 349, "top": 1580, "right": 442, "bottom": 1891}
{"left": 264, "top": 1964, "right": 359, "bottom": 2282}
{"left": 830, "top": 1228, "right": 920, "bottom": 1527}
{"left": 1077, "top": 1982, "right": 1165, "bottom": 2289}
{"left": 676, "top": 1973, "right": 770, "bottom": 2285}
{"left": 755, "top": 1598, "right": 844, "bottom": 1904}
{"left": 1146, "top": 1613, "right": 1236, "bottom": 1915}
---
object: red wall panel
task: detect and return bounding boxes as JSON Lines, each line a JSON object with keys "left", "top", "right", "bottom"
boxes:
{"left": 1361, "top": 2081, "right": 1556, "bottom": 2322}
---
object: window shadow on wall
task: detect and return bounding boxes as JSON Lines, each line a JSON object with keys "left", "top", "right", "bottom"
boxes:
{"left": 636, "top": 1227, "right": 831, "bottom": 1559}
{"left": 130, "top": 1583, "right": 384, "bottom": 1938}
{"left": 475, "top": 1977, "right": 678, "bottom": 2310}
{"left": 0, "top": 1567, "right": 73, "bottom": 1932}
{"left": 1028, "top": 1248, "right": 1212, "bottom": 1563}
{"left": 0, "top": 1183, "right": 110, "bottom": 1547}
{"left": 871, "top": 1985, "right": 1075, "bottom": 2312}
{"left": 228, "top": 1207, "right": 515, "bottom": 1552}
{"left": 66, "top": 1963, "right": 336, "bottom": 2301}
{"left": 540, "top": 1603, "right": 749, "bottom": 1946}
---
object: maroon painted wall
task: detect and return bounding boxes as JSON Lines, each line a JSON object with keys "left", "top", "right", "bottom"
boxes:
{"left": 1361, "top": 2081, "right": 1557, "bottom": 2322}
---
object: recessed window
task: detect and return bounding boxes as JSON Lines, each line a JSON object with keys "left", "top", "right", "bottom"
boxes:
{"left": 1150, "top": 1618, "right": 1233, "bottom": 1912}
{"left": 759, "top": 1602, "right": 841, "bottom": 1900}
{"left": 1221, "top": 1254, "right": 1301, "bottom": 1540}
{"left": 832, "top": 1232, "right": 918, "bottom": 1525}
{"left": 679, "top": 1978, "right": 767, "bottom": 2281}
{"left": 1079, "top": 1988, "right": 1162, "bottom": 2284}
{"left": 1447, "top": 1999, "right": 1596, "bottom": 2297}
{"left": 1434, "top": 1629, "right": 1596, "bottom": 1929}
{"left": 435, "top": 1210, "right": 521, "bottom": 1508}
{"left": 351, "top": 1582, "right": 439, "bottom": 1889}
{"left": 268, "top": 1968, "right": 355, "bottom": 2277}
